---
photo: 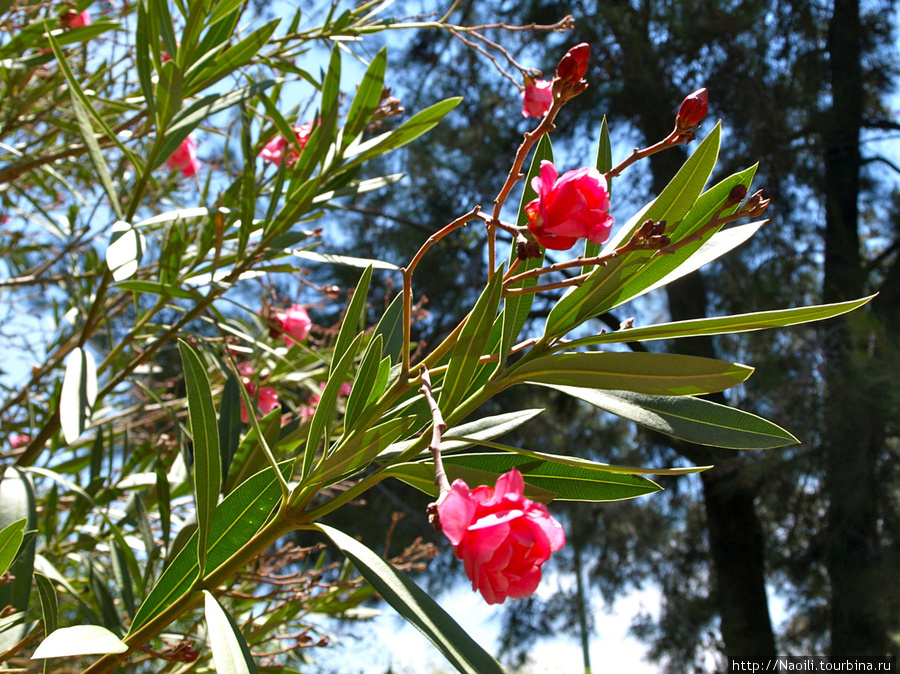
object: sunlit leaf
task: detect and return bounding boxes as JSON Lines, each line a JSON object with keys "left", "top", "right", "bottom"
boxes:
{"left": 31, "top": 625, "right": 128, "bottom": 659}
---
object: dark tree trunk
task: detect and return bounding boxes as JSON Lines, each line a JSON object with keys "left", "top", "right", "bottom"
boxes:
{"left": 601, "top": 1, "right": 778, "bottom": 658}
{"left": 821, "top": 0, "right": 887, "bottom": 656}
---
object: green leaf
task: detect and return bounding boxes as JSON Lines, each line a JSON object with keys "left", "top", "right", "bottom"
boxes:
{"left": 583, "top": 115, "right": 613, "bottom": 269}
{"left": 67, "top": 87, "right": 123, "bottom": 220}
{"left": 372, "top": 292, "right": 405, "bottom": 363}
{"left": 178, "top": 340, "right": 221, "bottom": 575}
{"left": 218, "top": 370, "right": 243, "bottom": 484}
{"left": 394, "top": 453, "right": 662, "bottom": 502}
{"left": 35, "top": 572, "right": 57, "bottom": 674}
{"left": 439, "top": 266, "right": 504, "bottom": 411}
{"left": 130, "top": 462, "right": 292, "bottom": 633}
{"left": 315, "top": 524, "right": 505, "bottom": 674}
{"left": 343, "top": 98, "right": 463, "bottom": 168}
{"left": 45, "top": 32, "right": 142, "bottom": 173}
{"left": 542, "top": 385, "right": 798, "bottom": 449}
{"left": 315, "top": 417, "right": 416, "bottom": 483}
{"left": 203, "top": 591, "right": 259, "bottom": 674}
{"left": 543, "top": 123, "right": 722, "bottom": 339}
{"left": 135, "top": 1, "right": 157, "bottom": 121}
{"left": 562, "top": 295, "right": 876, "bottom": 349}
{"left": 34, "top": 573, "right": 58, "bottom": 636}
{"left": 289, "top": 249, "right": 399, "bottom": 270}
{"left": 345, "top": 334, "right": 385, "bottom": 429}
{"left": 114, "top": 279, "right": 204, "bottom": 300}
{"left": 629, "top": 220, "right": 764, "bottom": 299}
{"left": 501, "top": 135, "right": 552, "bottom": 363}
{"left": 106, "top": 221, "right": 146, "bottom": 282}
{"left": 60, "top": 347, "right": 97, "bottom": 444}
{"left": 31, "top": 625, "right": 128, "bottom": 659}
{"left": 606, "top": 164, "right": 757, "bottom": 309}
{"left": 0, "top": 518, "right": 26, "bottom": 578}
{"left": 156, "top": 59, "right": 184, "bottom": 128}
{"left": 379, "top": 409, "right": 545, "bottom": 461}
{"left": 185, "top": 19, "right": 280, "bottom": 93}
{"left": 303, "top": 333, "right": 365, "bottom": 481}
{"left": 344, "top": 47, "right": 388, "bottom": 142}
{"left": 504, "top": 351, "right": 753, "bottom": 396}
{"left": 332, "top": 266, "right": 373, "bottom": 377}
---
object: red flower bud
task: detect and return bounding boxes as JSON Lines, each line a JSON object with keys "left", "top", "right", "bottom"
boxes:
{"left": 556, "top": 43, "right": 590, "bottom": 83}
{"left": 676, "top": 88, "right": 708, "bottom": 130}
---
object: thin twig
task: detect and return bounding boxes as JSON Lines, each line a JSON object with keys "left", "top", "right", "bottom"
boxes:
{"left": 419, "top": 367, "right": 451, "bottom": 501}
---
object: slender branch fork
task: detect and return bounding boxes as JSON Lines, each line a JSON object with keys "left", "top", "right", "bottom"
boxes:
{"left": 400, "top": 206, "right": 481, "bottom": 377}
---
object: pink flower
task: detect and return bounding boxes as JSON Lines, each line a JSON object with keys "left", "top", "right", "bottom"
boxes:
{"left": 522, "top": 78, "right": 553, "bottom": 118}
{"left": 240, "top": 380, "right": 280, "bottom": 424}
{"left": 525, "top": 160, "right": 614, "bottom": 250}
{"left": 556, "top": 43, "right": 590, "bottom": 84}
{"left": 62, "top": 10, "right": 91, "bottom": 29}
{"left": 676, "top": 88, "right": 708, "bottom": 130}
{"left": 274, "top": 304, "right": 312, "bottom": 347}
{"left": 438, "top": 468, "right": 565, "bottom": 605}
{"left": 260, "top": 121, "right": 316, "bottom": 166}
{"left": 8, "top": 433, "right": 29, "bottom": 449}
{"left": 165, "top": 136, "right": 200, "bottom": 178}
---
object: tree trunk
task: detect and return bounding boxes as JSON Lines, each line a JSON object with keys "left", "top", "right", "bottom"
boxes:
{"left": 821, "top": 0, "right": 887, "bottom": 655}
{"left": 600, "top": 1, "right": 778, "bottom": 658}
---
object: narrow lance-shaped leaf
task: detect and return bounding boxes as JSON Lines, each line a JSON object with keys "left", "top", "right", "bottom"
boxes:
{"left": 203, "top": 591, "right": 259, "bottom": 674}
{"left": 388, "top": 453, "right": 662, "bottom": 502}
{"left": 34, "top": 572, "right": 58, "bottom": 674}
{"left": 344, "top": 47, "right": 388, "bottom": 142}
{"left": 314, "top": 524, "right": 505, "bottom": 674}
{"left": 0, "top": 518, "right": 26, "bottom": 578}
{"left": 560, "top": 295, "right": 876, "bottom": 350}
{"left": 60, "top": 347, "right": 97, "bottom": 444}
{"left": 540, "top": 385, "right": 799, "bottom": 450}
{"left": 583, "top": 114, "right": 612, "bottom": 270}
{"left": 178, "top": 340, "right": 221, "bottom": 575}
{"left": 303, "top": 332, "right": 365, "bottom": 481}
{"left": 439, "top": 265, "right": 505, "bottom": 412}
{"left": 331, "top": 265, "right": 373, "bottom": 376}
{"left": 31, "top": 625, "right": 128, "bottom": 659}
{"left": 503, "top": 351, "right": 753, "bottom": 397}
{"left": 106, "top": 221, "right": 146, "bottom": 282}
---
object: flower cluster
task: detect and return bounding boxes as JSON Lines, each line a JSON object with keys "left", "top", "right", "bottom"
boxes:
{"left": 166, "top": 136, "right": 200, "bottom": 178}
{"left": 438, "top": 469, "right": 565, "bottom": 605}
{"left": 260, "top": 121, "right": 316, "bottom": 166}
{"left": 270, "top": 304, "right": 312, "bottom": 347}
{"left": 525, "top": 160, "right": 614, "bottom": 250}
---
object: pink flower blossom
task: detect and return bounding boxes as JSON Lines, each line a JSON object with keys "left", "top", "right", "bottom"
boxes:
{"left": 8, "top": 433, "right": 29, "bottom": 449}
{"left": 522, "top": 78, "right": 553, "bottom": 118}
{"left": 165, "top": 136, "right": 200, "bottom": 178}
{"left": 240, "top": 379, "right": 280, "bottom": 424}
{"left": 438, "top": 468, "right": 565, "bottom": 605}
{"left": 62, "top": 10, "right": 91, "bottom": 29}
{"left": 274, "top": 304, "right": 312, "bottom": 347}
{"left": 676, "top": 88, "right": 709, "bottom": 130}
{"left": 260, "top": 121, "right": 316, "bottom": 166}
{"left": 524, "top": 160, "right": 614, "bottom": 251}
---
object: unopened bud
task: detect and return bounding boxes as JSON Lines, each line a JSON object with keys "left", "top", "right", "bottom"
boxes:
{"left": 741, "top": 189, "right": 771, "bottom": 218}
{"left": 676, "top": 88, "right": 708, "bottom": 130}
{"left": 556, "top": 43, "right": 590, "bottom": 84}
{"left": 725, "top": 184, "right": 748, "bottom": 208}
